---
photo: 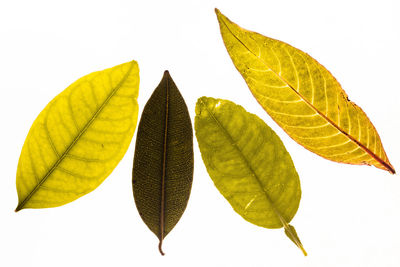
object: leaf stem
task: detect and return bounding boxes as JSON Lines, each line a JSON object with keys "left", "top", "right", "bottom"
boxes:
{"left": 158, "top": 240, "right": 165, "bottom": 256}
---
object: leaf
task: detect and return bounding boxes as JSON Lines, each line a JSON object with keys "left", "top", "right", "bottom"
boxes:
{"left": 132, "top": 71, "right": 193, "bottom": 255}
{"left": 16, "top": 61, "right": 140, "bottom": 211}
{"left": 195, "top": 96, "right": 306, "bottom": 255}
{"left": 215, "top": 9, "right": 395, "bottom": 174}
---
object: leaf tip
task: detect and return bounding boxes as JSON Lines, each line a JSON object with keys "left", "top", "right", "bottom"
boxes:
{"left": 301, "top": 246, "right": 308, "bottom": 256}
{"left": 214, "top": 8, "right": 224, "bottom": 22}
{"left": 162, "top": 70, "right": 172, "bottom": 83}
{"left": 284, "top": 224, "right": 307, "bottom": 256}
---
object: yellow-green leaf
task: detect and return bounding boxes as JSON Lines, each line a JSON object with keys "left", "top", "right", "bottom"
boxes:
{"left": 16, "top": 61, "right": 139, "bottom": 211}
{"left": 215, "top": 9, "right": 395, "bottom": 174}
{"left": 195, "top": 97, "right": 306, "bottom": 255}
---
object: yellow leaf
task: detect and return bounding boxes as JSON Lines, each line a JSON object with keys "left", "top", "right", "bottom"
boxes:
{"left": 16, "top": 61, "right": 139, "bottom": 211}
{"left": 215, "top": 9, "right": 395, "bottom": 174}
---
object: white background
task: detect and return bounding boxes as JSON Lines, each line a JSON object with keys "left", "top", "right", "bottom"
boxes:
{"left": 1, "top": 0, "right": 399, "bottom": 266}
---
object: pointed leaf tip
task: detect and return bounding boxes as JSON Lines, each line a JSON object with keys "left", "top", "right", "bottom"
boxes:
{"left": 284, "top": 224, "right": 307, "bottom": 256}
{"left": 215, "top": 8, "right": 224, "bottom": 22}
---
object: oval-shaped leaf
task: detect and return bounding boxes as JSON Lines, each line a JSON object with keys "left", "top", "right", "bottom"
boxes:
{"left": 195, "top": 96, "right": 306, "bottom": 255}
{"left": 215, "top": 9, "right": 395, "bottom": 174}
{"left": 132, "top": 71, "right": 193, "bottom": 255}
{"left": 16, "top": 61, "right": 139, "bottom": 211}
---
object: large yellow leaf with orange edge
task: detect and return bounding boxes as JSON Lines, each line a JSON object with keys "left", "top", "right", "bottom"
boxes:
{"left": 16, "top": 61, "right": 139, "bottom": 211}
{"left": 215, "top": 9, "right": 395, "bottom": 174}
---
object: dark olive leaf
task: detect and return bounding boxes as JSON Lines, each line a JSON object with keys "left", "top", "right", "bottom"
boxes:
{"left": 132, "top": 71, "right": 193, "bottom": 255}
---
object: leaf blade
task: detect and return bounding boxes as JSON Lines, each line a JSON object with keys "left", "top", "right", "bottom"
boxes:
{"left": 215, "top": 9, "right": 395, "bottom": 174}
{"left": 195, "top": 96, "right": 305, "bottom": 255}
{"left": 132, "top": 71, "right": 193, "bottom": 255}
{"left": 16, "top": 61, "right": 139, "bottom": 211}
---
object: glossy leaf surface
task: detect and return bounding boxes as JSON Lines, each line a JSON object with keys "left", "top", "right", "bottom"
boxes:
{"left": 132, "top": 71, "right": 193, "bottom": 255}
{"left": 16, "top": 61, "right": 139, "bottom": 211}
{"left": 195, "top": 97, "right": 306, "bottom": 255}
{"left": 216, "top": 9, "right": 395, "bottom": 174}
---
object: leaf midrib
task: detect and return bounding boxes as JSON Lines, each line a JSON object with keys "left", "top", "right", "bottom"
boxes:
{"left": 16, "top": 61, "right": 136, "bottom": 211}
{"left": 158, "top": 72, "right": 169, "bottom": 256}
{"left": 219, "top": 15, "right": 395, "bottom": 174}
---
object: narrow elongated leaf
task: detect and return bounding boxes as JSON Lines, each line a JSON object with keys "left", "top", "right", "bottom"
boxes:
{"left": 16, "top": 61, "right": 139, "bottom": 211}
{"left": 195, "top": 97, "right": 306, "bottom": 255}
{"left": 216, "top": 9, "right": 395, "bottom": 174}
{"left": 132, "top": 71, "right": 193, "bottom": 255}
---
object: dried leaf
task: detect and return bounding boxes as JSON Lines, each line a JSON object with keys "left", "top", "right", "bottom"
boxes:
{"left": 16, "top": 61, "right": 140, "bottom": 211}
{"left": 195, "top": 96, "right": 306, "bottom": 255}
{"left": 132, "top": 71, "right": 193, "bottom": 255}
{"left": 216, "top": 9, "right": 395, "bottom": 174}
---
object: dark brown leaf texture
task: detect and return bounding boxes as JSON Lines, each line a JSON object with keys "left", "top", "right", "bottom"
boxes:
{"left": 132, "top": 71, "right": 193, "bottom": 255}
